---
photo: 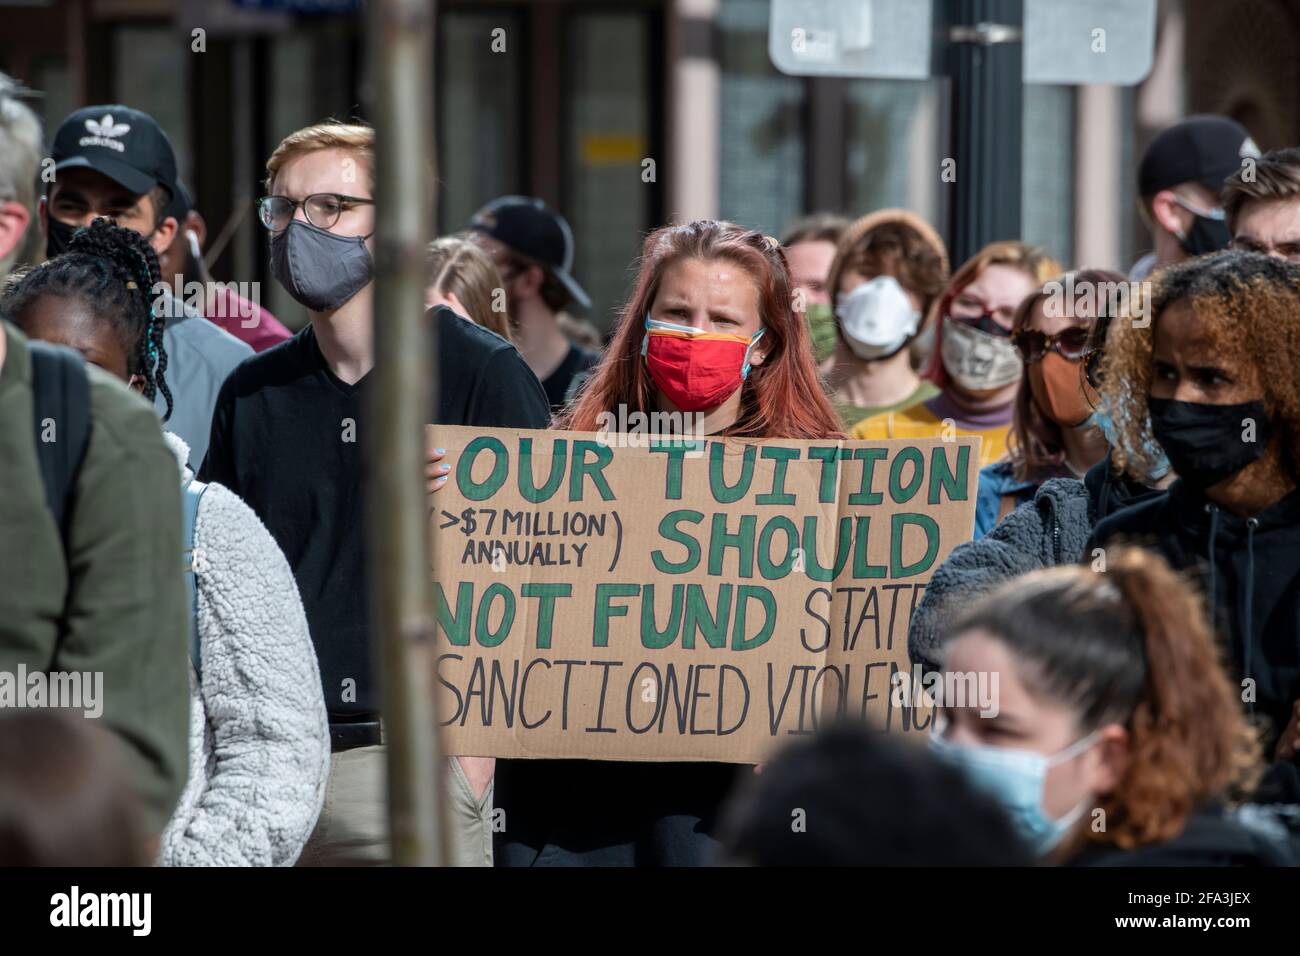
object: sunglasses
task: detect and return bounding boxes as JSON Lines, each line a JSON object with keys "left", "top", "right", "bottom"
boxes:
{"left": 1011, "top": 325, "right": 1091, "bottom": 364}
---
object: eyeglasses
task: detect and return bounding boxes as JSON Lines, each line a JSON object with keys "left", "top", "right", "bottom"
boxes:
{"left": 1082, "top": 346, "right": 1106, "bottom": 390}
{"left": 257, "top": 193, "right": 374, "bottom": 232}
{"left": 1011, "top": 325, "right": 1091, "bottom": 364}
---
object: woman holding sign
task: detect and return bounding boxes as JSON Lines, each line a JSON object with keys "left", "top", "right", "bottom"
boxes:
{"left": 491, "top": 220, "right": 842, "bottom": 866}
{"left": 852, "top": 241, "right": 1062, "bottom": 469}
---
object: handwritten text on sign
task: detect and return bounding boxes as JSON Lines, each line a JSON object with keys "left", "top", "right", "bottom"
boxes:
{"left": 428, "top": 426, "right": 978, "bottom": 763}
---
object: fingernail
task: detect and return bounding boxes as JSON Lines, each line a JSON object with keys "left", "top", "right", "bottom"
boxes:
{"left": 436, "top": 475, "right": 448, "bottom": 484}
{"left": 435, "top": 448, "right": 446, "bottom": 455}
{"left": 439, "top": 463, "right": 451, "bottom": 472}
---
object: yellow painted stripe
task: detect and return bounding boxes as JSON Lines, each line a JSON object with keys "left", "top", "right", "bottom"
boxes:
{"left": 580, "top": 133, "right": 647, "bottom": 166}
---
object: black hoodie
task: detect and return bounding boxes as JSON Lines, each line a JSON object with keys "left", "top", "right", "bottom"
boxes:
{"left": 1068, "top": 806, "right": 1300, "bottom": 867}
{"left": 1089, "top": 479, "right": 1300, "bottom": 766}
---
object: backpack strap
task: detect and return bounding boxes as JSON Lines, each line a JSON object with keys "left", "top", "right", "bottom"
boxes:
{"left": 182, "top": 478, "right": 209, "bottom": 680}
{"left": 29, "top": 342, "right": 92, "bottom": 542}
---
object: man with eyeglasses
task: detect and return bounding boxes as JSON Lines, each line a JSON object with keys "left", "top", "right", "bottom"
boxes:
{"left": 41, "top": 105, "right": 253, "bottom": 470}
{"left": 1129, "top": 115, "right": 1260, "bottom": 282}
{"left": 1223, "top": 147, "right": 1300, "bottom": 265}
{"left": 201, "top": 122, "right": 550, "bottom": 866}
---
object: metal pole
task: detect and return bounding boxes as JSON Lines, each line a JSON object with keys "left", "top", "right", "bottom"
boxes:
{"left": 945, "top": 0, "right": 1024, "bottom": 267}
{"left": 365, "top": 0, "right": 446, "bottom": 866}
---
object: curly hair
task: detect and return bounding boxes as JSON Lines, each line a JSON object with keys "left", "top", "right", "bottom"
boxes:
{"left": 0, "top": 217, "right": 171, "bottom": 417}
{"left": 951, "top": 546, "right": 1262, "bottom": 851}
{"left": 1098, "top": 250, "right": 1300, "bottom": 483}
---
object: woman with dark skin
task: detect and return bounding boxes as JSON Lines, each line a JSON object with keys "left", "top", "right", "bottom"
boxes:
{"left": 1091, "top": 250, "right": 1300, "bottom": 796}
{"left": 17, "top": 289, "right": 138, "bottom": 384}
{"left": 5, "top": 217, "right": 329, "bottom": 865}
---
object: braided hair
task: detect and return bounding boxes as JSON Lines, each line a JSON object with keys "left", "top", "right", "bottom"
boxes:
{"left": 1, "top": 217, "right": 172, "bottom": 418}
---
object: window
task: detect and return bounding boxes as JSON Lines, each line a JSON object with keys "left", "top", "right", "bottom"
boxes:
{"left": 1021, "top": 83, "right": 1075, "bottom": 266}
{"left": 437, "top": 8, "right": 525, "bottom": 234}
{"left": 562, "top": 9, "right": 654, "bottom": 328}
{"left": 718, "top": 0, "right": 804, "bottom": 237}
{"left": 844, "top": 78, "right": 943, "bottom": 222}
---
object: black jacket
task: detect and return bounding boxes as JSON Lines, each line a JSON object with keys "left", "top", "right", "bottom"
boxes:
{"left": 1069, "top": 806, "right": 1300, "bottom": 866}
{"left": 1089, "top": 479, "right": 1300, "bottom": 761}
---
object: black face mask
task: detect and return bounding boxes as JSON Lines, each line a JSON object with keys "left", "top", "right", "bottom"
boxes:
{"left": 1177, "top": 211, "right": 1232, "bottom": 257}
{"left": 45, "top": 216, "right": 78, "bottom": 259}
{"left": 1149, "top": 397, "right": 1272, "bottom": 490}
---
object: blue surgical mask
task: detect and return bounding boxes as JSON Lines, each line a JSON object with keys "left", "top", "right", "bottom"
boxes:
{"left": 1087, "top": 399, "right": 1171, "bottom": 483}
{"left": 930, "top": 724, "right": 1100, "bottom": 856}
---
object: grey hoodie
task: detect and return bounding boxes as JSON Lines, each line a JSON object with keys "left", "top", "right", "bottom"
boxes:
{"left": 908, "top": 456, "right": 1166, "bottom": 671}
{"left": 908, "top": 477, "right": 1094, "bottom": 672}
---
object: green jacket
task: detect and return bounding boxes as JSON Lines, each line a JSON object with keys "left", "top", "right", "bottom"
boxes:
{"left": 0, "top": 322, "right": 189, "bottom": 835}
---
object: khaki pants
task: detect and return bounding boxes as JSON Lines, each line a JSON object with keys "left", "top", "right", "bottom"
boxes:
{"left": 297, "top": 745, "right": 493, "bottom": 867}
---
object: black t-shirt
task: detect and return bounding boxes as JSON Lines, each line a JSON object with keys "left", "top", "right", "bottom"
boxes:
{"left": 542, "top": 343, "right": 599, "bottom": 410}
{"left": 200, "top": 306, "right": 551, "bottom": 719}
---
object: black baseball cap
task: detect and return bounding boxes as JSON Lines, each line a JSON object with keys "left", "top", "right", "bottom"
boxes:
{"left": 1138, "top": 114, "right": 1260, "bottom": 197}
{"left": 51, "top": 105, "right": 178, "bottom": 208}
{"left": 167, "top": 179, "right": 193, "bottom": 223}
{"left": 468, "top": 195, "right": 591, "bottom": 313}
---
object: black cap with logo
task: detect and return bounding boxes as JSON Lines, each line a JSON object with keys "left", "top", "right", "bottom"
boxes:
{"left": 467, "top": 195, "right": 591, "bottom": 313}
{"left": 51, "top": 105, "right": 178, "bottom": 207}
{"left": 1138, "top": 114, "right": 1260, "bottom": 198}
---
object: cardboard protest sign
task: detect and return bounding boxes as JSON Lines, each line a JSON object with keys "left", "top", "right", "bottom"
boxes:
{"left": 427, "top": 425, "right": 979, "bottom": 763}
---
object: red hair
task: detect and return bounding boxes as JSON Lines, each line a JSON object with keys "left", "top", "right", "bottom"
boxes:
{"left": 923, "top": 240, "right": 1063, "bottom": 390}
{"left": 559, "top": 220, "right": 843, "bottom": 440}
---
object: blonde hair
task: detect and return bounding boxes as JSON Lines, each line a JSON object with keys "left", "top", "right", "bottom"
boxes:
{"left": 426, "top": 235, "right": 513, "bottom": 342}
{"left": 265, "top": 121, "right": 375, "bottom": 191}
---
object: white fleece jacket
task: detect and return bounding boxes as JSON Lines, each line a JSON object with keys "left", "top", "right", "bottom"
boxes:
{"left": 159, "top": 433, "right": 330, "bottom": 867}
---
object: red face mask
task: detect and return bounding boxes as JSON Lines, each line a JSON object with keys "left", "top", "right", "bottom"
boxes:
{"left": 642, "top": 316, "right": 766, "bottom": 412}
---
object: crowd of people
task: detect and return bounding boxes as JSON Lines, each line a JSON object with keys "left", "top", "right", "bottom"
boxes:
{"left": 2, "top": 70, "right": 1300, "bottom": 867}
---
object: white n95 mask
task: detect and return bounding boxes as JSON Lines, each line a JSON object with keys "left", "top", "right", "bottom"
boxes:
{"left": 835, "top": 275, "right": 921, "bottom": 361}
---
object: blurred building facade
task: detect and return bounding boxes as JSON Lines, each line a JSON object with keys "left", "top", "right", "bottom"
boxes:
{"left": 1, "top": 0, "right": 1296, "bottom": 329}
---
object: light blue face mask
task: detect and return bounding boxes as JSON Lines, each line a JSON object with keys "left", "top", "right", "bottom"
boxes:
{"left": 930, "top": 724, "right": 1100, "bottom": 857}
{"left": 1087, "top": 398, "right": 1171, "bottom": 483}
